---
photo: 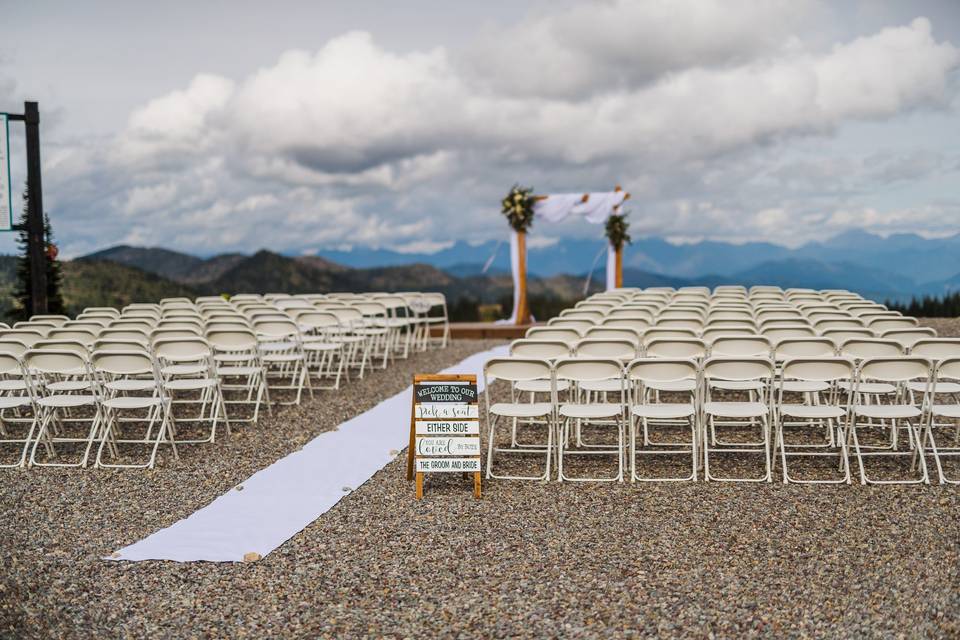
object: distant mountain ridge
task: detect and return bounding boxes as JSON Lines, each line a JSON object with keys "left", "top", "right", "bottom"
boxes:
{"left": 79, "top": 230, "right": 960, "bottom": 305}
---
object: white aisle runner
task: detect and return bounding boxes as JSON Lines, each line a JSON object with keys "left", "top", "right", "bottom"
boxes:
{"left": 110, "top": 344, "right": 509, "bottom": 562}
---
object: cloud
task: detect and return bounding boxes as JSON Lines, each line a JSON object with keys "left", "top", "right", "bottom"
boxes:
{"left": 19, "top": 3, "right": 960, "bottom": 257}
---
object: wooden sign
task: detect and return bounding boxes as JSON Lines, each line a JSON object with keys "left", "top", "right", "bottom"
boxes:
{"left": 407, "top": 374, "right": 481, "bottom": 499}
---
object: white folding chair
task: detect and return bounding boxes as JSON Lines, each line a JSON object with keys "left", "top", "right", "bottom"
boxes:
{"left": 701, "top": 357, "right": 774, "bottom": 482}
{"left": 553, "top": 358, "right": 625, "bottom": 482}
{"left": 26, "top": 350, "right": 102, "bottom": 468}
{"left": 253, "top": 319, "right": 312, "bottom": 406}
{"left": 775, "top": 357, "right": 854, "bottom": 484}
{"left": 0, "top": 352, "right": 37, "bottom": 468}
{"left": 925, "top": 357, "right": 960, "bottom": 484}
{"left": 484, "top": 357, "right": 555, "bottom": 481}
{"left": 206, "top": 329, "right": 270, "bottom": 424}
{"left": 153, "top": 338, "right": 230, "bottom": 443}
{"left": 92, "top": 350, "right": 178, "bottom": 469}
{"left": 849, "top": 357, "right": 931, "bottom": 485}
{"left": 626, "top": 358, "right": 699, "bottom": 482}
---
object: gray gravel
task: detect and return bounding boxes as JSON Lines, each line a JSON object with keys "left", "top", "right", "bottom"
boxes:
{"left": 1, "top": 324, "right": 959, "bottom": 638}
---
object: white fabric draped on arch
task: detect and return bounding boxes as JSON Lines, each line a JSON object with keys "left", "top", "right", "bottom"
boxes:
{"left": 504, "top": 190, "right": 627, "bottom": 323}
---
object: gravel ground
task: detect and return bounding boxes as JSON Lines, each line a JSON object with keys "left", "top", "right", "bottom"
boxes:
{"left": 2, "top": 322, "right": 959, "bottom": 638}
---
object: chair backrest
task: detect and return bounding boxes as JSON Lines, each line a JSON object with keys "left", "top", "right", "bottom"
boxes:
{"left": 206, "top": 329, "right": 260, "bottom": 353}
{"left": 820, "top": 328, "right": 874, "bottom": 344}
{"left": 779, "top": 357, "right": 854, "bottom": 383}
{"left": 296, "top": 312, "right": 341, "bottom": 332}
{"left": 0, "top": 339, "right": 28, "bottom": 357}
{"left": 82, "top": 306, "right": 121, "bottom": 317}
{"left": 644, "top": 338, "right": 708, "bottom": 360}
{"left": 908, "top": 339, "right": 960, "bottom": 361}
{"left": 881, "top": 328, "right": 937, "bottom": 349}
{"left": 525, "top": 327, "right": 582, "bottom": 344}
{"left": 559, "top": 309, "right": 604, "bottom": 321}
{"left": 508, "top": 339, "right": 571, "bottom": 360}
{"left": 935, "top": 357, "right": 960, "bottom": 384}
{"left": 91, "top": 350, "right": 156, "bottom": 377}
{"left": 1, "top": 330, "right": 45, "bottom": 347}
{"left": 773, "top": 338, "right": 837, "bottom": 360}
{"left": 702, "top": 357, "right": 774, "bottom": 382}
{"left": 151, "top": 328, "right": 203, "bottom": 343}
{"left": 153, "top": 337, "right": 213, "bottom": 362}
{"left": 582, "top": 327, "right": 640, "bottom": 344}
{"left": 643, "top": 329, "right": 698, "bottom": 343}
{"left": 33, "top": 340, "right": 89, "bottom": 357}
{"left": 868, "top": 318, "right": 918, "bottom": 332}
{"left": 24, "top": 349, "right": 89, "bottom": 376}
{"left": 709, "top": 336, "right": 772, "bottom": 358}
{"left": 110, "top": 320, "right": 155, "bottom": 332}
{"left": 484, "top": 357, "right": 552, "bottom": 383}
{"left": 253, "top": 320, "right": 301, "bottom": 340}
{"left": 626, "top": 357, "right": 698, "bottom": 384}
{"left": 46, "top": 329, "right": 97, "bottom": 346}
{"left": 13, "top": 321, "right": 55, "bottom": 335}
{"left": 548, "top": 319, "right": 595, "bottom": 332}
{"left": 0, "top": 352, "right": 25, "bottom": 378}
{"left": 858, "top": 357, "right": 931, "bottom": 383}
{"left": 98, "top": 329, "right": 149, "bottom": 344}
{"left": 573, "top": 339, "right": 637, "bottom": 361}
{"left": 840, "top": 338, "right": 904, "bottom": 359}
{"left": 600, "top": 318, "right": 649, "bottom": 333}
{"left": 92, "top": 339, "right": 150, "bottom": 353}
{"left": 553, "top": 358, "right": 623, "bottom": 383}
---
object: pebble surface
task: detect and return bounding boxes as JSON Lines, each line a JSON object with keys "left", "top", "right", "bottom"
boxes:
{"left": 1, "top": 326, "right": 958, "bottom": 638}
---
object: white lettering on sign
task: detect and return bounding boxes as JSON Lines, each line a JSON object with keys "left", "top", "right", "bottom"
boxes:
{"left": 416, "top": 458, "right": 481, "bottom": 473}
{"left": 414, "top": 404, "right": 479, "bottom": 419}
{"left": 415, "top": 421, "right": 480, "bottom": 435}
{"left": 416, "top": 437, "right": 481, "bottom": 456}
{"left": 0, "top": 115, "right": 11, "bottom": 230}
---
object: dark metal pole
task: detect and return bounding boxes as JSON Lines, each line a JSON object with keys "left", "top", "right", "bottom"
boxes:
{"left": 24, "top": 101, "right": 47, "bottom": 315}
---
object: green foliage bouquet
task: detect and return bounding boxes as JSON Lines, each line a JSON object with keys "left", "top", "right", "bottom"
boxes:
{"left": 605, "top": 212, "right": 631, "bottom": 251}
{"left": 500, "top": 185, "right": 536, "bottom": 232}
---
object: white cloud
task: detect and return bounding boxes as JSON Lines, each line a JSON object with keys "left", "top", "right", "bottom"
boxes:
{"left": 17, "top": 3, "right": 960, "bottom": 257}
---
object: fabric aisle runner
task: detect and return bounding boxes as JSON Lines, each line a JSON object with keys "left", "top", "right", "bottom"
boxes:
{"left": 109, "top": 344, "right": 509, "bottom": 562}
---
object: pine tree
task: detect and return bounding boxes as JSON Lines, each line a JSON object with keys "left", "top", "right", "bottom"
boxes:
{"left": 10, "top": 187, "right": 65, "bottom": 321}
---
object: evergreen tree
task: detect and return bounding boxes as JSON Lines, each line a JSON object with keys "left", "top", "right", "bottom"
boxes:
{"left": 10, "top": 187, "right": 65, "bottom": 321}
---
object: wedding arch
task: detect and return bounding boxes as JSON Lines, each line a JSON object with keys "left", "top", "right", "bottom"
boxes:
{"left": 500, "top": 186, "right": 631, "bottom": 324}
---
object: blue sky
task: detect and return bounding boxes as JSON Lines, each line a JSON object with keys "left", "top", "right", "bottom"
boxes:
{"left": 1, "top": 0, "right": 958, "bottom": 257}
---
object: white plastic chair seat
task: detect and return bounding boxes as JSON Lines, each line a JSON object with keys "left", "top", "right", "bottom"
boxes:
{"left": 631, "top": 403, "right": 696, "bottom": 419}
{"left": 781, "top": 380, "right": 830, "bottom": 393}
{"left": 46, "top": 380, "right": 91, "bottom": 392}
{"left": 218, "top": 366, "right": 262, "bottom": 376}
{"left": 838, "top": 381, "right": 895, "bottom": 394}
{"left": 0, "top": 395, "right": 31, "bottom": 409}
{"left": 259, "top": 341, "right": 297, "bottom": 352}
{"left": 214, "top": 353, "right": 256, "bottom": 363}
{"left": 779, "top": 404, "right": 846, "bottom": 419}
{"left": 0, "top": 379, "right": 27, "bottom": 391}
{"left": 515, "top": 379, "right": 570, "bottom": 393}
{"left": 704, "top": 401, "right": 768, "bottom": 418}
{"left": 105, "top": 379, "right": 157, "bottom": 392}
{"left": 559, "top": 403, "right": 622, "bottom": 419}
{"left": 644, "top": 379, "right": 696, "bottom": 392}
{"left": 930, "top": 404, "right": 960, "bottom": 418}
{"left": 853, "top": 405, "right": 921, "bottom": 419}
{"left": 262, "top": 353, "right": 303, "bottom": 363}
{"left": 710, "top": 380, "right": 764, "bottom": 391}
{"left": 161, "top": 364, "right": 207, "bottom": 376}
{"left": 490, "top": 402, "right": 552, "bottom": 418}
{"left": 164, "top": 378, "right": 219, "bottom": 391}
{"left": 911, "top": 381, "right": 960, "bottom": 394}
{"left": 102, "top": 396, "right": 163, "bottom": 410}
{"left": 303, "top": 342, "right": 341, "bottom": 352}
{"left": 37, "top": 394, "right": 97, "bottom": 408}
{"left": 579, "top": 379, "right": 624, "bottom": 393}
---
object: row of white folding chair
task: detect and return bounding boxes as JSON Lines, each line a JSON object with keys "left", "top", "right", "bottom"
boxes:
{"left": 484, "top": 354, "right": 953, "bottom": 484}
{"left": 0, "top": 345, "right": 232, "bottom": 469}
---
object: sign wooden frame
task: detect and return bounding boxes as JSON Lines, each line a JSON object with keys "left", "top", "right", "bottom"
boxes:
{"left": 407, "top": 373, "right": 481, "bottom": 499}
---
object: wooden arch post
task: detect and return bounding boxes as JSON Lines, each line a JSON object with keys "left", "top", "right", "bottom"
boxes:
{"left": 515, "top": 230, "right": 530, "bottom": 325}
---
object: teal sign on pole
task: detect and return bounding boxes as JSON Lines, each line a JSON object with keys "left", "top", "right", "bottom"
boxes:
{"left": 0, "top": 114, "right": 11, "bottom": 230}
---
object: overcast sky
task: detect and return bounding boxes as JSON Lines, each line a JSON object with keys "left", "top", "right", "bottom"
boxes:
{"left": 1, "top": 0, "right": 959, "bottom": 257}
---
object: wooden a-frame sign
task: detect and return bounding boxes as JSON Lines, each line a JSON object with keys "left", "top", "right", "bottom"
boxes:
{"left": 406, "top": 373, "right": 482, "bottom": 499}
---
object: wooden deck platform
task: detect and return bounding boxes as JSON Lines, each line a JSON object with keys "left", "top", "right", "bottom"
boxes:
{"left": 430, "top": 322, "right": 533, "bottom": 340}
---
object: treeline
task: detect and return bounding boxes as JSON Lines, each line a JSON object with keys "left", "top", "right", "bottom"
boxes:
{"left": 887, "top": 292, "right": 960, "bottom": 318}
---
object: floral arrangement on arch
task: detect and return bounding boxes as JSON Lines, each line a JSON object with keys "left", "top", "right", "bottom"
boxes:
{"left": 500, "top": 185, "right": 536, "bottom": 232}
{"left": 605, "top": 211, "right": 631, "bottom": 251}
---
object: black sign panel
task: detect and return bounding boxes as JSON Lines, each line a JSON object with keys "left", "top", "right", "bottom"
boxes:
{"left": 414, "top": 382, "right": 478, "bottom": 404}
